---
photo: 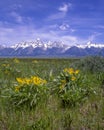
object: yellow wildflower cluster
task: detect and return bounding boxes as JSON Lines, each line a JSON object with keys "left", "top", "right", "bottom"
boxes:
{"left": 64, "top": 68, "right": 79, "bottom": 75}
{"left": 15, "top": 76, "right": 47, "bottom": 92}
{"left": 31, "top": 76, "right": 47, "bottom": 85}
{"left": 16, "top": 77, "right": 31, "bottom": 85}
{"left": 63, "top": 68, "right": 80, "bottom": 81}
{"left": 16, "top": 76, "right": 47, "bottom": 86}
{"left": 59, "top": 68, "right": 80, "bottom": 91}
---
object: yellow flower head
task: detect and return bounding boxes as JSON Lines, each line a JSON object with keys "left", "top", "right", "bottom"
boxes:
{"left": 71, "top": 76, "right": 76, "bottom": 81}
{"left": 31, "top": 76, "right": 47, "bottom": 86}
{"left": 16, "top": 78, "right": 25, "bottom": 85}
{"left": 24, "top": 78, "right": 31, "bottom": 85}
{"left": 64, "top": 68, "right": 74, "bottom": 75}
{"left": 16, "top": 76, "right": 47, "bottom": 86}
{"left": 69, "top": 68, "right": 74, "bottom": 75}
{"left": 75, "top": 70, "right": 80, "bottom": 74}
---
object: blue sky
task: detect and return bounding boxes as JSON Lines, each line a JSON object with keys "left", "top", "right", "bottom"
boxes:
{"left": 0, "top": 0, "right": 104, "bottom": 45}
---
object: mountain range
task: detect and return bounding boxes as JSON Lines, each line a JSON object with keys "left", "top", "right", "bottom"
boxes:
{"left": 0, "top": 39, "right": 104, "bottom": 57}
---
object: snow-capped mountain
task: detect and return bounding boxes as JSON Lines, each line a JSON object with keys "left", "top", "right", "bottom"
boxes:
{"left": 11, "top": 38, "right": 69, "bottom": 51}
{"left": 0, "top": 39, "right": 104, "bottom": 57}
{"left": 76, "top": 41, "right": 104, "bottom": 49}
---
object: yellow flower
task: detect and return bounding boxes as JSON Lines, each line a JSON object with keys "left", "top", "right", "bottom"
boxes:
{"left": 17, "top": 77, "right": 32, "bottom": 85}
{"left": 31, "top": 76, "right": 47, "bottom": 86}
{"left": 16, "top": 78, "right": 25, "bottom": 85}
{"left": 75, "top": 70, "right": 79, "bottom": 74}
{"left": 16, "top": 76, "right": 47, "bottom": 86}
{"left": 69, "top": 68, "right": 74, "bottom": 75}
{"left": 71, "top": 76, "right": 76, "bottom": 81}
{"left": 24, "top": 78, "right": 31, "bottom": 85}
{"left": 64, "top": 68, "right": 74, "bottom": 75}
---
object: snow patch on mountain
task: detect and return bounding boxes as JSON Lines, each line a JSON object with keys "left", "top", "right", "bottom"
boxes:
{"left": 1, "top": 39, "right": 104, "bottom": 51}
{"left": 75, "top": 41, "right": 104, "bottom": 49}
{"left": 10, "top": 39, "right": 70, "bottom": 52}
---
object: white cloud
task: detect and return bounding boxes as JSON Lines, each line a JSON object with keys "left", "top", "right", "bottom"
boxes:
{"left": 47, "top": 3, "right": 72, "bottom": 20}
{"left": 0, "top": 22, "right": 98, "bottom": 46}
{"left": 0, "top": 25, "right": 36, "bottom": 45}
{"left": 59, "top": 23, "right": 70, "bottom": 30}
{"left": 0, "top": 23, "right": 78, "bottom": 46}
{"left": 59, "top": 23, "right": 76, "bottom": 33}
{"left": 59, "top": 3, "right": 72, "bottom": 13}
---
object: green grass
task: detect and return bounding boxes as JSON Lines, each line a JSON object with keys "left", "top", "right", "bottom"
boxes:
{"left": 0, "top": 58, "right": 104, "bottom": 130}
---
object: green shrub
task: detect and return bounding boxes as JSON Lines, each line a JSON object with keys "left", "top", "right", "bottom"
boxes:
{"left": 70, "top": 56, "right": 104, "bottom": 73}
{"left": 3, "top": 76, "right": 49, "bottom": 108}
{"left": 53, "top": 68, "right": 95, "bottom": 107}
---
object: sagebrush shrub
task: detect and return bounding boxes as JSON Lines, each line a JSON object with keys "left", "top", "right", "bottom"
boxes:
{"left": 70, "top": 56, "right": 104, "bottom": 73}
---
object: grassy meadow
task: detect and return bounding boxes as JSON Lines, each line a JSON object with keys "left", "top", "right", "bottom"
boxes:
{"left": 0, "top": 57, "right": 104, "bottom": 130}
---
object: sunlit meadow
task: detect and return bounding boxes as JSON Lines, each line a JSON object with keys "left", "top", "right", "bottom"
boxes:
{"left": 0, "top": 57, "right": 104, "bottom": 130}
